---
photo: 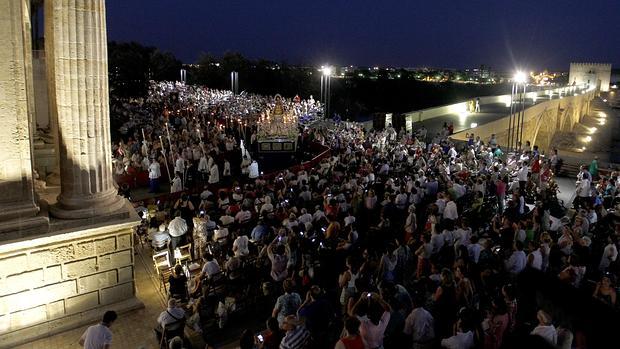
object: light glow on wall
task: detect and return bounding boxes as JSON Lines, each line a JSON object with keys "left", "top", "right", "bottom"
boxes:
{"left": 501, "top": 95, "right": 511, "bottom": 107}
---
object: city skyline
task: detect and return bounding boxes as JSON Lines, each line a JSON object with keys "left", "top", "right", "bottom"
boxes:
{"left": 106, "top": 0, "right": 620, "bottom": 70}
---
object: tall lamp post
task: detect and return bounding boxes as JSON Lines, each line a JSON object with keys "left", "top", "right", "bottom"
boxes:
{"left": 230, "top": 71, "right": 239, "bottom": 95}
{"left": 320, "top": 66, "right": 332, "bottom": 118}
{"left": 507, "top": 71, "right": 527, "bottom": 152}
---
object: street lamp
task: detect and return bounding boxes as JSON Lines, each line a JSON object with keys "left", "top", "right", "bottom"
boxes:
{"left": 230, "top": 71, "right": 239, "bottom": 95}
{"left": 320, "top": 66, "right": 332, "bottom": 118}
{"left": 508, "top": 71, "right": 527, "bottom": 153}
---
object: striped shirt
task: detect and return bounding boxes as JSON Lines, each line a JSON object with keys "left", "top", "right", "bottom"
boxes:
{"left": 279, "top": 326, "right": 311, "bottom": 349}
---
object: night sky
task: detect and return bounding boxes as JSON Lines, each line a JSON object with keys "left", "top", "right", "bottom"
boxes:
{"left": 106, "top": 0, "right": 620, "bottom": 71}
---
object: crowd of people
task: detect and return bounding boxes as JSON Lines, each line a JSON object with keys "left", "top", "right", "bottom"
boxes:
{"left": 117, "top": 82, "right": 619, "bottom": 349}
{"left": 111, "top": 81, "right": 323, "bottom": 193}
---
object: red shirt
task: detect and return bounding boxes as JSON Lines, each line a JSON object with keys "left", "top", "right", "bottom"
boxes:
{"left": 339, "top": 335, "right": 364, "bottom": 349}
{"left": 531, "top": 159, "right": 541, "bottom": 173}
{"left": 496, "top": 181, "right": 506, "bottom": 196}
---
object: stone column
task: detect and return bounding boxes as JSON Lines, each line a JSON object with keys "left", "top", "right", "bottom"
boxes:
{"left": 46, "top": 0, "right": 125, "bottom": 219}
{"left": 0, "top": 0, "right": 49, "bottom": 237}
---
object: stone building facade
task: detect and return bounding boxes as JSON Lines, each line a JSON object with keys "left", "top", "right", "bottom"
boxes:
{"left": 569, "top": 62, "right": 612, "bottom": 92}
{"left": 0, "top": 1, "right": 140, "bottom": 347}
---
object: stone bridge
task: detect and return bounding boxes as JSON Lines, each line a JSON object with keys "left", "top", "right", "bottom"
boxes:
{"left": 449, "top": 87, "right": 596, "bottom": 153}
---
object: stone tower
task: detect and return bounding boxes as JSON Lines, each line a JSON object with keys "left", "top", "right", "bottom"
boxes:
{"left": 569, "top": 62, "right": 612, "bottom": 92}
{"left": 0, "top": 1, "right": 141, "bottom": 347}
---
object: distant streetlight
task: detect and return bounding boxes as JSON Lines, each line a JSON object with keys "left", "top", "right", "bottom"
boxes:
{"left": 507, "top": 71, "right": 527, "bottom": 152}
{"left": 320, "top": 65, "right": 333, "bottom": 118}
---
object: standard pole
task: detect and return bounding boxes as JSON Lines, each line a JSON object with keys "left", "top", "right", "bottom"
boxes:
{"left": 326, "top": 75, "right": 331, "bottom": 118}
{"left": 519, "top": 83, "right": 527, "bottom": 147}
{"left": 508, "top": 83, "right": 515, "bottom": 152}
{"left": 515, "top": 84, "right": 522, "bottom": 150}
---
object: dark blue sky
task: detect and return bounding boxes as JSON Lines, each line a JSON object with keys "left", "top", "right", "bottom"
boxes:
{"left": 106, "top": 0, "right": 619, "bottom": 71}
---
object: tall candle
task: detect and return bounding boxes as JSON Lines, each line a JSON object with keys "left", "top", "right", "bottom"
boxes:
{"left": 165, "top": 123, "right": 172, "bottom": 151}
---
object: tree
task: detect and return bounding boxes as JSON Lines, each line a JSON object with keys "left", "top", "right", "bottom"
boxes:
{"left": 149, "top": 49, "right": 182, "bottom": 82}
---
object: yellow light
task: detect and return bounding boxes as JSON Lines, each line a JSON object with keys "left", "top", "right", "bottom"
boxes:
{"left": 584, "top": 136, "right": 592, "bottom": 142}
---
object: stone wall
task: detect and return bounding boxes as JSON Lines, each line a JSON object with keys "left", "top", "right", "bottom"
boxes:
{"left": 0, "top": 216, "right": 141, "bottom": 348}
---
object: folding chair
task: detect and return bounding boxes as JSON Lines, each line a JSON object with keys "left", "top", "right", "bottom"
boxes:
{"left": 153, "top": 250, "right": 172, "bottom": 292}
{"left": 175, "top": 244, "right": 193, "bottom": 265}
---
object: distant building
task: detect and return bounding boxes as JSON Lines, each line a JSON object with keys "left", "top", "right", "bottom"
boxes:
{"left": 569, "top": 62, "right": 612, "bottom": 91}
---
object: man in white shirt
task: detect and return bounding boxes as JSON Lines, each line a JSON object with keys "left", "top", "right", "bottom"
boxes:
{"left": 168, "top": 213, "right": 188, "bottom": 259}
{"left": 527, "top": 241, "right": 543, "bottom": 271}
{"left": 505, "top": 241, "right": 527, "bottom": 275}
{"left": 467, "top": 237, "right": 483, "bottom": 264}
{"left": 233, "top": 234, "right": 250, "bottom": 257}
{"left": 312, "top": 206, "right": 326, "bottom": 222}
{"left": 448, "top": 145, "right": 457, "bottom": 160}
{"left": 234, "top": 206, "right": 252, "bottom": 225}
{"left": 79, "top": 311, "right": 117, "bottom": 349}
{"left": 517, "top": 162, "right": 529, "bottom": 193}
{"left": 148, "top": 158, "right": 161, "bottom": 193}
{"left": 403, "top": 298, "right": 435, "bottom": 348}
{"left": 248, "top": 160, "right": 259, "bottom": 179}
{"left": 170, "top": 172, "right": 183, "bottom": 193}
{"left": 151, "top": 224, "right": 170, "bottom": 250}
{"left": 440, "top": 320, "right": 474, "bottom": 349}
{"left": 174, "top": 154, "right": 185, "bottom": 176}
{"left": 200, "top": 253, "right": 221, "bottom": 279}
{"left": 443, "top": 196, "right": 458, "bottom": 222}
{"left": 599, "top": 235, "right": 618, "bottom": 272}
{"left": 158, "top": 298, "right": 185, "bottom": 327}
{"left": 298, "top": 208, "right": 313, "bottom": 225}
{"left": 395, "top": 190, "right": 409, "bottom": 210}
{"left": 208, "top": 163, "right": 219, "bottom": 185}
{"left": 576, "top": 176, "right": 591, "bottom": 209}
{"left": 530, "top": 310, "right": 557, "bottom": 346}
